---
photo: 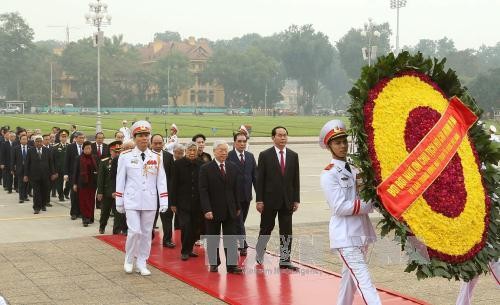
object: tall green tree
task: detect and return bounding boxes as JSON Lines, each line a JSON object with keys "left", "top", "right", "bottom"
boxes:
{"left": 0, "top": 12, "right": 35, "bottom": 100}
{"left": 280, "top": 24, "right": 334, "bottom": 113}
{"left": 153, "top": 52, "right": 194, "bottom": 107}
{"left": 203, "top": 47, "right": 282, "bottom": 108}
{"left": 153, "top": 31, "right": 181, "bottom": 42}
{"left": 468, "top": 67, "right": 500, "bottom": 113}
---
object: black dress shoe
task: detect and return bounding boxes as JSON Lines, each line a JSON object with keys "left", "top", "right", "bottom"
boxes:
{"left": 41, "top": 207, "right": 46, "bottom": 211}
{"left": 34, "top": 210, "right": 40, "bottom": 214}
{"left": 59, "top": 198, "right": 64, "bottom": 202}
{"left": 189, "top": 252, "right": 198, "bottom": 257}
{"left": 227, "top": 266, "right": 243, "bottom": 274}
{"left": 163, "top": 241, "right": 175, "bottom": 248}
{"left": 46, "top": 203, "right": 53, "bottom": 207}
{"left": 239, "top": 248, "right": 247, "bottom": 256}
{"left": 209, "top": 265, "right": 218, "bottom": 272}
{"left": 71, "top": 215, "right": 77, "bottom": 220}
{"left": 7, "top": 190, "right": 12, "bottom": 194}
{"left": 181, "top": 254, "right": 189, "bottom": 261}
{"left": 83, "top": 223, "right": 88, "bottom": 227}
{"left": 99, "top": 228, "right": 105, "bottom": 234}
{"left": 279, "top": 264, "right": 299, "bottom": 271}
{"left": 64, "top": 194, "right": 69, "bottom": 199}
{"left": 24, "top": 198, "right": 29, "bottom": 201}
{"left": 89, "top": 219, "right": 94, "bottom": 224}
{"left": 19, "top": 200, "right": 23, "bottom": 203}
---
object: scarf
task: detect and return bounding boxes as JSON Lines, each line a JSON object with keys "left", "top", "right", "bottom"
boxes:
{"left": 79, "top": 153, "right": 96, "bottom": 184}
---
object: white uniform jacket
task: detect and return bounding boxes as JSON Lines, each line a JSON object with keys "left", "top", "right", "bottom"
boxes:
{"left": 320, "top": 159, "right": 376, "bottom": 249}
{"left": 115, "top": 147, "right": 168, "bottom": 210}
{"left": 119, "top": 127, "right": 131, "bottom": 141}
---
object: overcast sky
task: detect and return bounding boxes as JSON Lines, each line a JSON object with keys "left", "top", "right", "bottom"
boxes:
{"left": 2, "top": 0, "right": 498, "bottom": 50}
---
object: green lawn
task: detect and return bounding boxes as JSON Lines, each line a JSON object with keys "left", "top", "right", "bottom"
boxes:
{"left": 0, "top": 113, "right": 345, "bottom": 138}
{"left": 1, "top": 113, "right": 497, "bottom": 139}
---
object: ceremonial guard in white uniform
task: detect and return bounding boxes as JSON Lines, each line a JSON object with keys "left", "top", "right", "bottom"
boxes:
{"left": 319, "top": 119, "right": 381, "bottom": 305}
{"left": 115, "top": 120, "right": 168, "bottom": 276}
{"left": 165, "top": 123, "right": 179, "bottom": 154}
{"left": 119, "top": 120, "right": 132, "bottom": 141}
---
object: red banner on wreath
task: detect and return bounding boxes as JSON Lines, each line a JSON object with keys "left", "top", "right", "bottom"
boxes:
{"left": 377, "top": 97, "right": 478, "bottom": 219}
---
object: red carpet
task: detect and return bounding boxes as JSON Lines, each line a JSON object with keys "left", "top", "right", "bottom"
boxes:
{"left": 97, "top": 232, "right": 429, "bottom": 305}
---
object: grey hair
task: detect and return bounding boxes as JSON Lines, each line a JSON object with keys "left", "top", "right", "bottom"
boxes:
{"left": 184, "top": 142, "right": 197, "bottom": 151}
{"left": 212, "top": 140, "right": 229, "bottom": 151}
{"left": 74, "top": 131, "right": 84, "bottom": 137}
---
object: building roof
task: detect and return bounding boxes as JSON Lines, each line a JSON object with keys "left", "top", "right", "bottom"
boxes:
{"left": 140, "top": 37, "right": 213, "bottom": 63}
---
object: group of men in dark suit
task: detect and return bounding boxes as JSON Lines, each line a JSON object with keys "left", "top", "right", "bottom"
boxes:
{"left": 194, "top": 126, "right": 300, "bottom": 273}
{"left": 0, "top": 124, "right": 302, "bottom": 274}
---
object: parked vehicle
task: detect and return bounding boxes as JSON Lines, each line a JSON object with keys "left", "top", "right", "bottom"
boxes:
{"left": 0, "top": 106, "right": 21, "bottom": 114}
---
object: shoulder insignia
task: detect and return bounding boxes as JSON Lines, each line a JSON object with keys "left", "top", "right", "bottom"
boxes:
{"left": 324, "top": 163, "right": 334, "bottom": 170}
{"left": 121, "top": 149, "right": 132, "bottom": 154}
{"left": 101, "top": 157, "right": 109, "bottom": 161}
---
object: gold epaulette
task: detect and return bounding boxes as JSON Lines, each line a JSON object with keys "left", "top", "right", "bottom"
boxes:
{"left": 101, "top": 157, "right": 110, "bottom": 161}
{"left": 121, "top": 149, "right": 132, "bottom": 154}
{"left": 324, "top": 163, "right": 334, "bottom": 170}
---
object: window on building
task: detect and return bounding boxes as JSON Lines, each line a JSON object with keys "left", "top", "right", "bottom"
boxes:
{"left": 190, "top": 90, "right": 196, "bottom": 103}
{"left": 209, "top": 90, "right": 214, "bottom": 103}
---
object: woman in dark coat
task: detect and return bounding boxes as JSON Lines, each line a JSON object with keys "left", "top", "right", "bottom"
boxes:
{"left": 73, "top": 141, "right": 98, "bottom": 227}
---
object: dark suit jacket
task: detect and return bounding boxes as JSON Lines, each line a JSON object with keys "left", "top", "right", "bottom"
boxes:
{"left": 199, "top": 160, "right": 242, "bottom": 221}
{"left": 162, "top": 150, "right": 174, "bottom": 193}
{"left": 228, "top": 149, "right": 257, "bottom": 202}
{"left": 91, "top": 142, "right": 109, "bottom": 159}
{"left": 0, "top": 140, "right": 14, "bottom": 170}
{"left": 11, "top": 145, "right": 28, "bottom": 176}
{"left": 64, "top": 143, "right": 80, "bottom": 178}
{"left": 256, "top": 146, "right": 300, "bottom": 210}
{"left": 24, "top": 147, "right": 55, "bottom": 181}
{"left": 170, "top": 157, "right": 203, "bottom": 212}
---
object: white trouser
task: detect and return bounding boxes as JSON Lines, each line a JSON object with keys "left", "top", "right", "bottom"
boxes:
{"left": 456, "top": 260, "right": 500, "bottom": 305}
{"left": 337, "top": 246, "right": 382, "bottom": 305}
{"left": 124, "top": 209, "right": 156, "bottom": 269}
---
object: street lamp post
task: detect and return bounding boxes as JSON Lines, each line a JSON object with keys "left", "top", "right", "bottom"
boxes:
{"left": 390, "top": 0, "right": 407, "bottom": 54}
{"left": 85, "top": 0, "right": 111, "bottom": 133}
{"left": 361, "top": 18, "right": 380, "bottom": 67}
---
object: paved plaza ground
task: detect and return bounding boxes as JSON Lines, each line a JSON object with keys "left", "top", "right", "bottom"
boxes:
{"left": 0, "top": 141, "right": 498, "bottom": 305}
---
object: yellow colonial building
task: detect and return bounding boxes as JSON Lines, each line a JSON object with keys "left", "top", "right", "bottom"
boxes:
{"left": 140, "top": 37, "right": 225, "bottom": 107}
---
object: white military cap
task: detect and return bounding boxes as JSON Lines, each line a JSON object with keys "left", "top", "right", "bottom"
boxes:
{"left": 131, "top": 120, "right": 151, "bottom": 136}
{"left": 33, "top": 135, "right": 43, "bottom": 141}
{"left": 319, "top": 119, "right": 348, "bottom": 149}
{"left": 490, "top": 125, "right": 497, "bottom": 134}
{"left": 239, "top": 125, "right": 249, "bottom": 135}
{"left": 170, "top": 123, "right": 178, "bottom": 132}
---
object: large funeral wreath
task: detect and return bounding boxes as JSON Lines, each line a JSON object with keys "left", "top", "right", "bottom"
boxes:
{"left": 348, "top": 51, "right": 500, "bottom": 281}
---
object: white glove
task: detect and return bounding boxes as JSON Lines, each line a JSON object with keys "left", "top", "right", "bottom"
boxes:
{"left": 116, "top": 205, "right": 125, "bottom": 214}
{"left": 159, "top": 205, "right": 168, "bottom": 213}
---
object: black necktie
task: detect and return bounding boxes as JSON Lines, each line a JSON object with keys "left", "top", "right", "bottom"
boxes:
{"left": 240, "top": 153, "right": 244, "bottom": 164}
{"left": 345, "top": 162, "right": 352, "bottom": 173}
{"left": 141, "top": 152, "right": 145, "bottom": 161}
{"left": 22, "top": 146, "right": 26, "bottom": 158}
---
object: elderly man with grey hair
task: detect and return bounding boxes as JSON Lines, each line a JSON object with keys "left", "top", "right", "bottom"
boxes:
{"left": 170, "top": 142, "right": 203, "bottom": 260}
{"left": 172, "top": 143, "right": 185, "bottom": 161}
{"left": 199, "top": 140, "right": 243, "bottom": 273}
